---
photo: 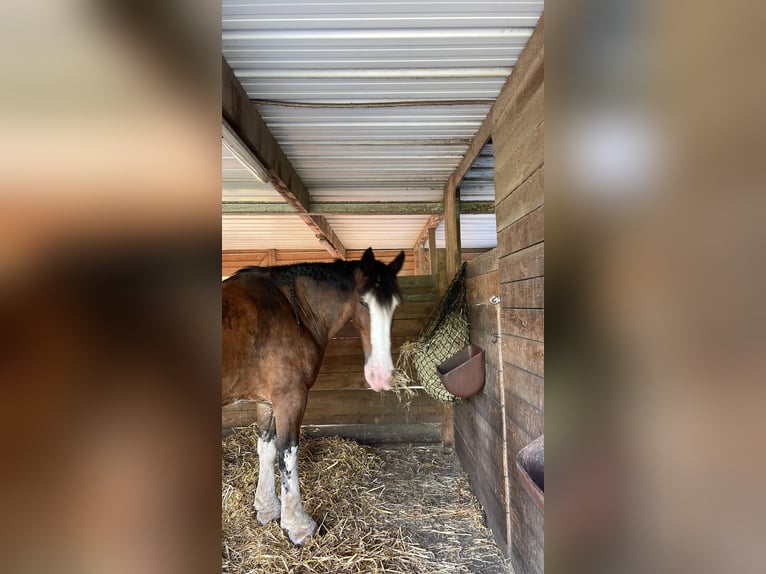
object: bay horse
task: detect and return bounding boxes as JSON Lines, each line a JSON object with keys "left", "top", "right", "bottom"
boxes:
{"left": 222, "top": 248, "right": 405, "bottom": 544}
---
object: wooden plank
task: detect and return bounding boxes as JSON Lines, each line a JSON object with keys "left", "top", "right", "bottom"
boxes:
{"left": 480, "top": 362, "right": 504, "bottom": 405}
{"left": 500, "top": 308, "right": 544, "bottom": 342}
{"left": 302, "top": 389, "right": 443, "bottom": 425}
{"left": 303, "top": 423, "right": 442, "bottom": 444}
{"left": 494, "top": 122, "right": 544, "bottom": 210}
{"left": 497, "top": 205, "right": 544, "bottom": 257}
{"left": 491, "top": 13, "right": 544, "bottom": 139}
{"left": 466, "top": 248, "right": 499, "bottom": 278}
{"left": 499, "top": 242, "right": 544, "bottom": 284}
{"left": 222, "top": 389, "right": 442, "bottom": 428}
{"left": 453, "top": 421, "right": 509, "bottom": 550}
{"left": 444, "top": 176, "right": 461, "bottom": 281}
{"left": 510, "top": 500, "right": 544, "bottom": 574}
{"left": 450, "top": 14, "right": 543, "bottom": 194}
{"left": 392, "top": 301, "right": 437, "bottom": 319}
{"left": 468, "top": 303, "right": 499, "bottom": 336}
{"left": 222, "top": 58, "right": 347, "bottom": 259}
{"left": 398, "top": 275, "right": 438, "bottom": 289}
{"left": 428, "top": 227, "right": 438, "bottom": 278}
{"left": 222, "top": 59, "right": 308, "bottom": 211}
{"left": 412, "top": 214, "right": 442, "bottom": 252}
{"left": 441, "top": 403, "right": 455, "bottom": 447}
{"left": 508, "top": 464, "right": 545, "bottom": 536}
{"left": 504, "top": 363, "right": 544, "bottom": 411}
{"left": 505, "top": 410, "right": 534, "bottom": 457}
{"left": 501, "top": 336, "right": 544, "bottom": 377}
{"left": 500, "top": 277, "right": 544, "bottom": 309}
{"left": 469, "top": 330, "right": 502, "bottom": 371}
{"left": 493, "top": 68, "right": 544, "bottom": 151}
{"left": 505, "top": 393, "right": 544, "bottom": 440}
{"left": 467, "top": 270, "right": 499, "bottom": 305}
{"left": 495, "top": 167, "right": 544, "bottom": 233}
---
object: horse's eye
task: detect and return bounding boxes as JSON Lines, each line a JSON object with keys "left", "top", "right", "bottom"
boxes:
{"left": 359, "top": 298, "right": 369, "bottom": 308}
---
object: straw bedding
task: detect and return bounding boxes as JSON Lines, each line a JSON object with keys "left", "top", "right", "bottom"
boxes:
{"left": 222, "top": 428, "right": 511, "bottom": 574}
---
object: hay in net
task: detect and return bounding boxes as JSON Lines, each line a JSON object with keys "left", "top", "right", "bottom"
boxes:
{"left": 392, "top": 263, "right": 469, "bottom": 402}
{"left": 222, "top": 428, "right": 511, "bottom": 574}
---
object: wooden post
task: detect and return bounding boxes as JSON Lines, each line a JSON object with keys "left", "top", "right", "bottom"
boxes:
{"left": 444, "top": 176, "right": 462, "bottom": 281}
{"left": 442, "top": 404, "right": 455, "bottom": 447}
{"left": 428, "top": 227, "right": 438, "bottom": 279}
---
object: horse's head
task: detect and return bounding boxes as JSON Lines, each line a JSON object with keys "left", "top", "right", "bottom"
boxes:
{"left": 352, "top": 248, "right": 405, "bottom": 392}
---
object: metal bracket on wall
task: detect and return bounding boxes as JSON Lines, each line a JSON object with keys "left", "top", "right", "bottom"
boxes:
{"left": 489, "top": 295, "right": 501, "bottom": 305}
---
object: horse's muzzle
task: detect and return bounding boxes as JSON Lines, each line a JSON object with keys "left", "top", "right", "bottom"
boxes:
{"left": 364, "top": 362, "right": 393, "bottom": 392}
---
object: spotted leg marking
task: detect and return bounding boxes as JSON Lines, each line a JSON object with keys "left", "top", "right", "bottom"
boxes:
{"left": 279, "top": 444, "right": 317, "bottom": 545}
{"left": 254, "top": 434, "right": 281, "bottom": 524}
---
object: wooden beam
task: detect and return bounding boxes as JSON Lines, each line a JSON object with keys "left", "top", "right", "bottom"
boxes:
{"left": 222, "top": 58, "right": 347, "bottom": 259}
{"left": 413, "top": 214, "right": 442, "bottom": 252}
{"left": 428, "top": 227, "right": 438, "bottom": 278}
{"left": 444, "top": 176, "right": 462, "bottom": 280}
{"left": 223, "top": 201, "right": 494, "bottom": 216}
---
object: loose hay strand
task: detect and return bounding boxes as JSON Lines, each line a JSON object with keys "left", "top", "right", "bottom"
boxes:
{"left": 222, "top": 428, "right": 512, "bottom": 574}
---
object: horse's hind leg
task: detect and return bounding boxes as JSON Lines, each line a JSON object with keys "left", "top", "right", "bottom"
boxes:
{"left": 253, "top": 403, "right": 281, "bottom": 525}
{"left": 274, "top": 390, "right": 317, "bottom": 545}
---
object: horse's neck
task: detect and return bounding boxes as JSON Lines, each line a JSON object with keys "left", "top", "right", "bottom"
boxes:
{"left": 293, "top": 281, "right": 354, "bottom": 348}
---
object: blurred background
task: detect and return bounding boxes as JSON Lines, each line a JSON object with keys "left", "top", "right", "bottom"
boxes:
{"left": 1, "top": 0, "right": 765, "bottom": 573}
{"left": 0, "top": 1, "right": 221, "bottom": 573}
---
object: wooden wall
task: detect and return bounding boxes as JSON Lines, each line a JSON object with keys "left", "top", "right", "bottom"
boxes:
{"left": 454, "top": 249, "right": 509, "bottom": 550}
{"left": 222, "top": 248, "right": 489, "bottom": 279}
{"left": 451, "top": 15, "right": 544, "bottom": 574}
{"left": 222, "top": 249, "right": 417, "bottom": 278}
{"left": 493, "top": 17, "right": 544, "bottom": 574}
{"left": 222, "top": 275, "right": 444, "bottom": 442}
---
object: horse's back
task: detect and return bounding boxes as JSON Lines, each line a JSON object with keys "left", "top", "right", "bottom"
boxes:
{"left": 222, "top": 272, "right": 320, "bottom": 405}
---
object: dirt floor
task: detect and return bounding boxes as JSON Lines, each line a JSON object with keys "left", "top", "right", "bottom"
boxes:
{"left": 222, "top": 430, "right": 512, "bottom": 573}
{"left": 373, "top": 443, "right": 513, "bottom": 574}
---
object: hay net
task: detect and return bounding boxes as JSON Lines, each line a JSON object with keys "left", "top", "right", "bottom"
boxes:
{"left": 393, "top": 263, "right": 469, "bottom": 402}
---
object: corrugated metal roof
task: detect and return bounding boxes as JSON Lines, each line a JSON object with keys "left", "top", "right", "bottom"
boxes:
{"left": 222, "top": 0, "right": 542, "bottom": 252}
{"left": 223, "top": 214, "right": 321, "bottom": 249}
{"left": 435, "top": 214, "right": 498, "bottom": 249}
{"left": 324, "top": 214, "right": 432, "bottom": 249}
{"left": 222, "top": 142, "right": 284, "bottom": 202}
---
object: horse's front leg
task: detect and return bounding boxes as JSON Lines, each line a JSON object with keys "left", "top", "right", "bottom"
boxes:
{"left": 275, "top": 390, "right": 317, "bottom": 545}
{"left": 254, "top": 403, "right": 281, "bottom": 524}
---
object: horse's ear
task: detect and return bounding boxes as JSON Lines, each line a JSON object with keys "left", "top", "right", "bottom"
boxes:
{"left": 361, "top": 247, "right": 375, "bottom": 271}
{"left": 389, "top": 250, "right": 405, "bottom": 275}
{"left": 362, "top": 247, "right": 375, "bottom": 266}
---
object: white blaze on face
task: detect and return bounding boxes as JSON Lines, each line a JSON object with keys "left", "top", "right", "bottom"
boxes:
{"left": 362, "top": 293, "right": 399, "bottom": 392}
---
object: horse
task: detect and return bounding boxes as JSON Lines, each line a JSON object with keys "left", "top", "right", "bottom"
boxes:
{"left": 222, "top": 247, "right": 405, "bottom": 544}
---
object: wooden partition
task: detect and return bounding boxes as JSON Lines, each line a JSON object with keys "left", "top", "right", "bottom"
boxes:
{"left": 454, "top": 249, "right": 509, "bottom": 550}
{"left": 450, "top": 15, "right": 544, "bottom": 573}
{"left": 222, "top": 249, "right": 417, "bottom": 278}
{"left": 493, "top": 19, "right": 544, "bottom": 574}
{"left": 222, "top": 275, "right": 444, "bottom": 442}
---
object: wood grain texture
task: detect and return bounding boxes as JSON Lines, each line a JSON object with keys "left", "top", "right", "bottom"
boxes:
{"left": 497, "top": 206, "right": 544, "bottom": 257}
{"left": 222, "top": 59, "right": 346, "bottom": 258}
{"left": 495, "top": 168, "right": 544, "bottom": 233}
{"left": 499, "top": 243, "right": 544, "bottom": 285}
{"left": 444, "top": 177, "right": 462, "bottom": 280}
{"left": 501, "top": 309, "right": 544, "bottom": 342}
{"left": 500, "top": 277, "right": 544, "bottom": 309}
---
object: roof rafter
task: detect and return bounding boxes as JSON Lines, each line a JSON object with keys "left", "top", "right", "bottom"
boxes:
{"left": 222, "top": 57, "right": 347, "bottom": 259}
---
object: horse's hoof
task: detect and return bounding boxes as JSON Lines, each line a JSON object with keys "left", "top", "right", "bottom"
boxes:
{"left": 283, "top": 516, "right": 317, "bottom": 545}
{"left": 254, "top": 499, "right": 281, "bottom": 525}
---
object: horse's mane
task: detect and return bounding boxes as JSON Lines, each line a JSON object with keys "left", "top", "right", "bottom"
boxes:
{"left": 234, "top": 258, "right": 401, "bottom": 309}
